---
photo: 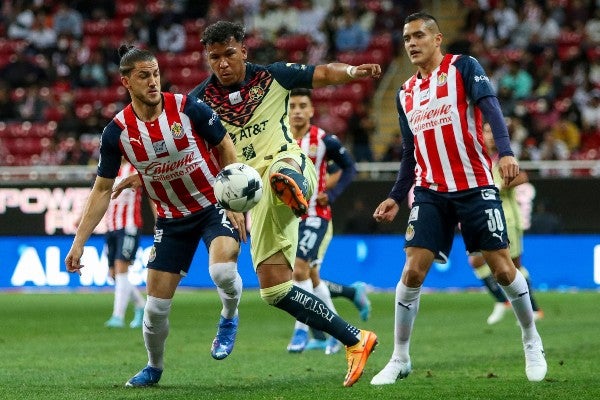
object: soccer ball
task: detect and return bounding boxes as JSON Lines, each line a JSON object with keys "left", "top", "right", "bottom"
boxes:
{"left": 214, "top": 163, "right": 263, "bottom": 212}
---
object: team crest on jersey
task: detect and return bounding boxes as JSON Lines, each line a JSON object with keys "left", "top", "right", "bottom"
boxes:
{"left": 242, "top": 144, "right": 257, "bottom": 161}
{"left": 170, "top": 122, "right": 184, "bottom": 139}
{"left": 437, "top": 73, "right": 447, "bottom": 86}
{"left": 405, "top": 223, "right": 415, "bottom": 241}
{"left": 308, "top": 143, "right": 318, "bottom": 157}
{"left": 249, "top": 86, "right": 265, "bottom": 101}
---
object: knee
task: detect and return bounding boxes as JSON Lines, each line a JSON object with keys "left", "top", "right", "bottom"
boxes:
{"left": 260, "top": 280, "right": 293, "bottom": 305}
{"left": 209, "top": 262, "right": 238, "bottom": 286}
{"left": 402, "top": 267, "right": 426, "bottom": 287}
{"left": 292, "top": 259, "right": 310, "bottom": 281}
{"left": 145, "top": 296, "right": 171, "bottom": 321}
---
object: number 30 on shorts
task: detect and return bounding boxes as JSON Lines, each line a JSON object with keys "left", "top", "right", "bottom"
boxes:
{"left": 485, "top": 208, "right": 504, "bottom": 232}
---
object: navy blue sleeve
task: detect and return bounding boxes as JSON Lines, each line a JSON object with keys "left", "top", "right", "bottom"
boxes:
{"left": 388, "top": 90, "right": 416, "bottom": 205}
{"left": 267, "top": 62, "right": 316, "bottom": 90}
{"left": 454, "top": 55, "right": 513, "bottom": 157}
{"left": 453, "top": 55, "right": 496, "bottom": 103}
{"left": 97, "top": 121, "right": 123, "bottom": 179}
{"left": 322, "top": 134, "right": 357, "bottom": 203}
{"left": 183, "top": 96, "right": 227, "bottom": 146}
{"left": 478, "top": 96, "right": 514, "bottom": 157}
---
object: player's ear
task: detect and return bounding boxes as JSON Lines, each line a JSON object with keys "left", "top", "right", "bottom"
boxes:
{"left": 121, "top": 75, "right": 130, "bottom": 89}
{"left": 241, "top": 45, "right": 248, "bottom": 61}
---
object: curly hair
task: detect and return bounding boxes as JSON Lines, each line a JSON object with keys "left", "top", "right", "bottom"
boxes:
{"left": 201, "top": 21, "right": 245, "bottom": 45}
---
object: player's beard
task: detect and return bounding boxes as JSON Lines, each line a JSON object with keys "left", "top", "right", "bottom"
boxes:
{"left": 135, "top": 91, "right": 161, "bottom": 107}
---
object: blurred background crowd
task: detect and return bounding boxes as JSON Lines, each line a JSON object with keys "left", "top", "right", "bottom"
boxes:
{"left": 0, "top": 0, "right": 598, "bottom": 172}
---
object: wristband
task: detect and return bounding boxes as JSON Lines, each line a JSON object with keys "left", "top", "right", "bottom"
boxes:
{"left": 346, "top": 65, "right": 357, "bottom": 78}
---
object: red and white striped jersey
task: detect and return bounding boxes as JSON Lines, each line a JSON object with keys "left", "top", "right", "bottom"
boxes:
{"left": 297, "top": 125, "right": 331, "bottom": 220}
{"left": 105, "top": 161, "right": 142, "bottom": 231}
{"left": 399, "top": 54, "right": 494, "bottom": 192}
{"left": 106, "top": 92, "right": 224, "bottom": 219}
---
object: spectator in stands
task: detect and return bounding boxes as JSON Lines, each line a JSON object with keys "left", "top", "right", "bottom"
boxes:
{"left": 0, "top": 83, "right": 19, "bottom": 121}
{"left": 381, "top": 133, "right": 403, "bottom": 162}
{"left": 334, "top": 8, "right": 371, "bottom": 52}
{"left": 539, "top": 130, "right": 570, "bottom": 162}
{"left": 0, "top": 52, "right": 48, "bottom": 89}
{"left": 248, "top": 0, "right": 284, "bottom": 41}
{"left": 296, "top": 0, "right": 327, "bottom": 38}
{"left": 536, "top": 8, "right": 560, "bottom": 46}
{"left": 498, "top": 59, "right": 534, "bottom": 100}
{"left": 56, "top": 104, "right": 83, "bottom": 139}
{"left": 78, "top": 52, "right": 110, "bottom": 88}
{"left": 156, "top": 14, "right": 186, "bottom": 53}
{"left": 53, "top": 1, "right": 83, "bottom": 39}
{"left": 475, "top": 10, "right": 503, "bottom": 50}
{"left": 506, "top": 116, "right": 529, "bottom": 160}
{"left": 26, "top": 11, "right": 57, "bottom": 56}
{"left": 580, "top": 89, "right": 600, "bottom": 132}
{"left": 584, "top": 8, "right": 600, "bottom": 45}
{"left": 347, "top": 98, "right": 375, "bottom": 163}
{"left": 492, "top": 0, "right": 518, "bottom": 45}
{"left": 17, "top": 84, "right": 48, "bottom": 122}
{"left": 508, "top": 8, "right": 539, "bottom": 50}
{"left": 7, "top": 3, "right": 35, "bottom": 40}
{"left": 550, "top": 112, "right": 581, "bottom": 153}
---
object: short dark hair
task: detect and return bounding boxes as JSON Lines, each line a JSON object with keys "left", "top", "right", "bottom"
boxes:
{"left": 118, "top": 45, "right": 156, "bottom": 76}
{"left": 290, "top": 88, "right": 312, "bottom": 98}
{"left": 404, "top": 12, "right": 440, "bottom": 32}
{"left": 201, "top": 21, "right": 245, "bottom": 45}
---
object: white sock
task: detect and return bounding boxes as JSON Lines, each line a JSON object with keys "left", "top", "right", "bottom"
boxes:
{"left": 293, "top": 278, "right": 313, "bottom": 331}
{"left": 113, "top": 273, "right": 131, "bottom": 319}
{"left": 393, "top": 281, "right": 421, "bottom": 362}
{"left": 209, "top": 262, "right": 242, "bottom": 319}
{"left": 313, "top": 281, "right": 338, "bottom": 314}
{"left": 500, "top": 269, "right": 539, "bottom": 341}
{"left": 143, "top": 296, "right": 172, "bottom": 369}
{"left": 130, "top": 285, "right": 146, "bottom": 309}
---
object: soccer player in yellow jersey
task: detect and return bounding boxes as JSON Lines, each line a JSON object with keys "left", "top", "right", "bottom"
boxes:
{"left": 468, "top": 122, "right": 543, "bottom": 325}
{"left": 189, "top": 21, "right": 380, "bottom": 387}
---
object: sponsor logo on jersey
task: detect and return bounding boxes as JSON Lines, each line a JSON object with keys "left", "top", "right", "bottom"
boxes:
{"left": 408, "top": 205, "right": 419, "bottom": 222}
{"left": 153, "top": 140, "right": 168, "bottom": 156}
{"left": 474, "top": 75, "right": 490, "bottom": 83}
{"left": 170, "top": 122, "right": 184, "bottom": 139}
{"left": 481, "top": 188, "right": 496, "bottom": 200}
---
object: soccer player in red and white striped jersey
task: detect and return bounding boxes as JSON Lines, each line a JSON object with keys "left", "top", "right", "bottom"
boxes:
{"left": 371, "top": 12, "right": 546, "bottom": 385}
{"left": 65, "top": 45, "right": 246, "bottom": 387}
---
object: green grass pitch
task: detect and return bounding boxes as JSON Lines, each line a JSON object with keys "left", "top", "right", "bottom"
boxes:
{"left": 0, "top": 290, "right": 598, "bottom": 400}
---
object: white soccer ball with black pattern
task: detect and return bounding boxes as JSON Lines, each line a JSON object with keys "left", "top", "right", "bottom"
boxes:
{"left": 214, "top": 163, "right": 263, "bottom": 212}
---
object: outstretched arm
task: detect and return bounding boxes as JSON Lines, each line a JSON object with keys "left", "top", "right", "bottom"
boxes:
{"left": 312, "top": 63, "right": 381, "bottom": 87}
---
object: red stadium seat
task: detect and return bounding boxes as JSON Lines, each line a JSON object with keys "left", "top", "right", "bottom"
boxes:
{"left": 30, "top": 122, "right": 57, "bottom": 138}
{"left": 83, "top": 19, "right": 128, "bottom": 37}
{"left": 275, "top": 35, "right": 310, "bottom": 54}
{"left": 169, "top": 68, "right": 210, "bottom": 86}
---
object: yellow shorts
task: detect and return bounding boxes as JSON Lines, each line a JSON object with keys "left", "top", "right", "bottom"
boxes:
{"left": 249, "top": 149, "right": 316, "bottom": 269}
{"left": 506, "top": 221, "right": 523, "bottom": 259}
{"left": 315, "top": 219, "right": 333, "bottom": 268}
